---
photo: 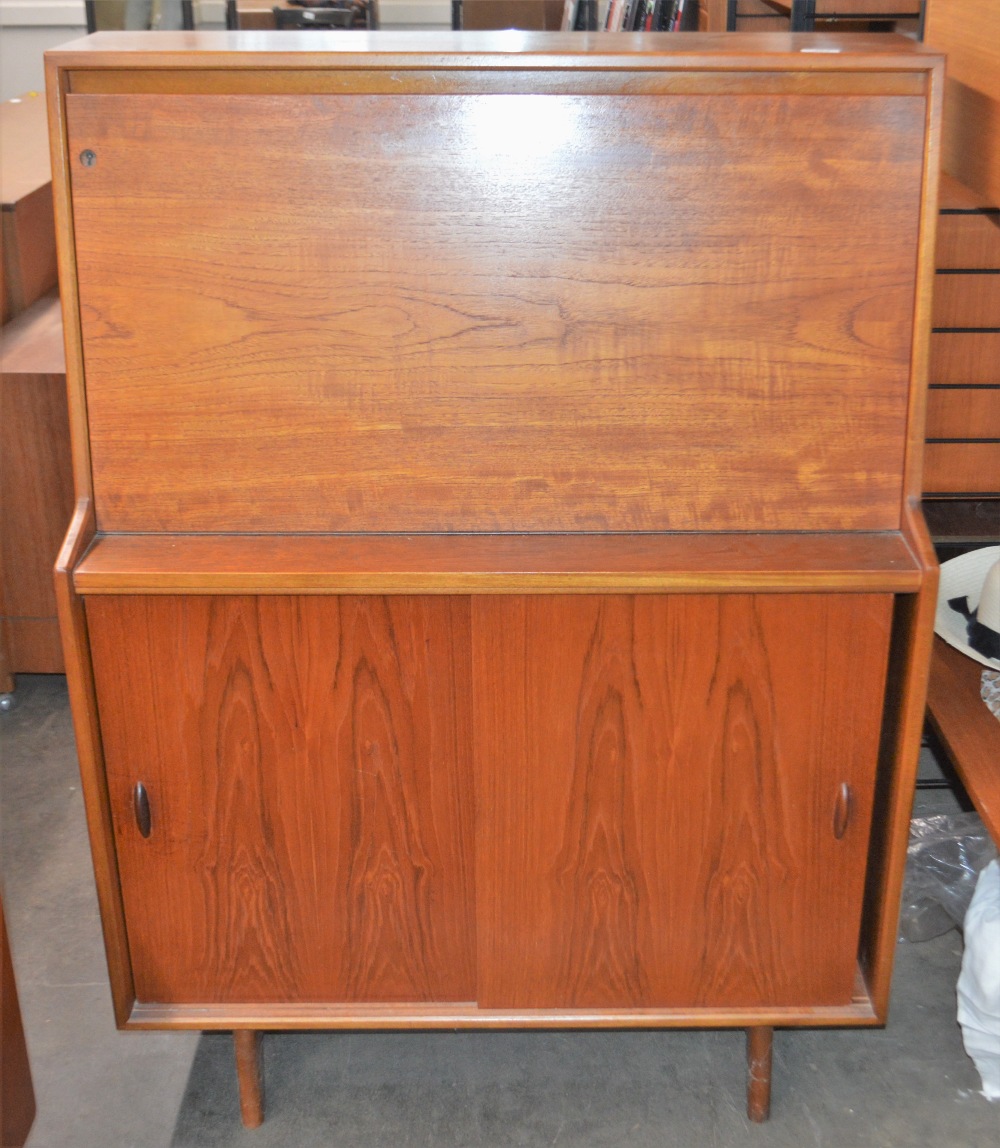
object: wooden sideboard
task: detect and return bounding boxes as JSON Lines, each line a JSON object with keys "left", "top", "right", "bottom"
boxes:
{"left": 0, "top": 293, "right": 73, "bottom": 686}
{"left": 47, "top": 30, "right": 942, "bottom": 1126}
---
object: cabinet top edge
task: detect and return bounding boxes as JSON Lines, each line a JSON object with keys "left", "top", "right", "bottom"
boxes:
{"left": 46, "top": 30, "right": 943, "bottom": 73}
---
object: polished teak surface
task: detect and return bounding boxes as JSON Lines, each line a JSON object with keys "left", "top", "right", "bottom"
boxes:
{"left": 47, "top": 31, "right": 942, "bottom": 1126}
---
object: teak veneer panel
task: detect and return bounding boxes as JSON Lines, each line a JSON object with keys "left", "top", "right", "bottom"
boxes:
{"left": 474, "top": 593, "right": 892, "bottom": 1009}
{"left": 66, "top": 82, "right": 924, "bottom": 534}
{"left": 86, "top": 594, "right": 476, "bottom": 1005}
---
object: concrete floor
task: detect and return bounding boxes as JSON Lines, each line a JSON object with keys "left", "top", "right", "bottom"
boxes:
{"left": 3, "top": 673, "right": 1000, "bottom": 1147}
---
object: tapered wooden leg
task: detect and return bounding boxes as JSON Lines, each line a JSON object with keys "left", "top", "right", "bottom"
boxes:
{"left": 234, "top": 1029, "right": 265, "bottom": 1128}
{"left": 745, "top": 1026, "right": 773, "bottom": 1123}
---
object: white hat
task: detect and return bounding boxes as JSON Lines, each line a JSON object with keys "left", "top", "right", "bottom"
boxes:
{"left": 935, "top": 546, "right": 1000, "bottom": 670}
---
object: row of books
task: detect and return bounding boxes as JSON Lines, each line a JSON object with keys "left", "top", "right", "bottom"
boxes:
{"left": 561, "top": 0, "right": 688, "bottom": 30}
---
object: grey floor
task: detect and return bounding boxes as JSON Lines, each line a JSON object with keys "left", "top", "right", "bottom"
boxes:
{"left": 3, "top": 674, "right": 1000, "bottom": 1148}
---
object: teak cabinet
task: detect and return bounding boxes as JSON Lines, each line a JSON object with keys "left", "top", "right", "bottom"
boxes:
{"left": 48, "top": 31, "right": 942, "bottom": 1127}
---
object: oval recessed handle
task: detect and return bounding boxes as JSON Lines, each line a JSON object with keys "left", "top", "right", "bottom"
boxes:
{"left": 833, "top": 782, "right": 852, "bottom": 840}
{"left": 133, "top": 782, "right": 152, "bottom": 838}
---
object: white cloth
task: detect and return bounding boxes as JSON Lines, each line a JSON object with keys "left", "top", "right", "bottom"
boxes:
{"left": 958, "top": 858, "right": 1000, "bottom": 1100}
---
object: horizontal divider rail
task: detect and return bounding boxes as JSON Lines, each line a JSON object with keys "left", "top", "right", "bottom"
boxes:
{"left": 72, "top": 531, "right": 924, "bottom": 595}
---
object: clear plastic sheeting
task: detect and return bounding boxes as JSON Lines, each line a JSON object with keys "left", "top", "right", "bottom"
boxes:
{"left": 899, "top": 813, "right": 997, "bottom": 943}
{"left": 958, "top": 858, "right": 1000, "bottom": 1101}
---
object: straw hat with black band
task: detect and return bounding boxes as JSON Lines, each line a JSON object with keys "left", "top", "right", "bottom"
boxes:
{"left": 935, "top": 546, "right": 1000, "bottom": 672}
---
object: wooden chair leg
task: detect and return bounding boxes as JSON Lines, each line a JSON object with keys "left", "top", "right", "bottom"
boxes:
{"left": 234, "top": 1029, "right": 265, "bottom": 1128}
{"left": 745, "top": 1025, "right": 773, "bottom": 1123}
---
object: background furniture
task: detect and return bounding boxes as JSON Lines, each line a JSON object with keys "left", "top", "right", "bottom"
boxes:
{"left": 0, "top": 897, "right": 35, "bottom": 1148}
{"left": 0, "top": 92, "right": 56, "bottom": 327}
{"left": 0, "top": 294, "right": 73, "bottom": 687}
{"left": 272, "top": 4, "right": 375, "bottom": 28}
{"left": 0, "top": 93, "right": 71, "bottom": 696}
{"left": 228, "top": 0, "right": 378, "bottom": 28}
{"left": 921, "top": 1, "right": 999, "bottom": 553}
{"left": 924, "top": 0, "right": 1000, "bottom": 208}
{"left": 453, "top": 0, "right": 565, "bottom": 29}
{"left": 925, "top": 637, "right": 1000, "bottom": 847}
{"left": 85, "top": 0, "right": 196, "bottom": 31}
{"left": 47, "top": 30, "right": 942, "bottom": 1128}
{"left": 706, "top": 0, "right": 922, "bottom": 31}
{"left": 924, "top": 175, "right": 1000, "bottom": 507}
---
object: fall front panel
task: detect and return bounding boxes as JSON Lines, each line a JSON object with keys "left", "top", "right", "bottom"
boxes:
{"left": 85, "top": 594, "right": 475, "bottom": 1005}
{"left": 473, "top": 593, "right": 893, "bottom": 1010}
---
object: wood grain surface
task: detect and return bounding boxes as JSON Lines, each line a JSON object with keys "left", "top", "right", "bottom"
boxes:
{"left": 929, "top": 331, "right": 1000, "bottom": 385}
{"left": 0, "top": 92, "right": 57, "bottom": 324}
{"left": 924, "top": 441, "right": 1000, "bottom": 494}
{"left": 926, "top": 386, "right": 1000, "bottom": 438}
{"left": 66, "top": 86, "right": 925, "bottom": 534}
{"left": 474, "top": 593, "right": 893, "bottom": 1009}
{"left": 936, "top": 199, "right": 1000, "bottom": 271}
{"left": 86, "top": 594, "right": 475, "bottom": 1005}
{"left": 925, "top": 0, "right": 1000, "bottom": 207}
{"left": 0, "top": 293, "right": 73, "bottom": 672}
{"left": 926, "top": 635, "right": 1000, "bottom": 847}
{"left": 932, "top": 271, "right": 1000, "bottom": 327}
{"left": 71, "top": 531, "right": 924, "bottom": 595}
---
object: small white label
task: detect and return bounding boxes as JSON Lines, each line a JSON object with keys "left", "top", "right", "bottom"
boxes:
{"left": 800, "top": 47, "right": 843, "bottom": 53}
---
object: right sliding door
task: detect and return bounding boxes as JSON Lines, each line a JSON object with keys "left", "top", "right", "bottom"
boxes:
{"left": 473, "top": 593, "right": 894, "bottom": 1010}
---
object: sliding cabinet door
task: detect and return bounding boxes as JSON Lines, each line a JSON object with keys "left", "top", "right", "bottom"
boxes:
{"left": 87, "top": 594, "right": 475, "bottom": 1006}
{"left": 474, "top": 593, "right": 893, "bottom": 1010}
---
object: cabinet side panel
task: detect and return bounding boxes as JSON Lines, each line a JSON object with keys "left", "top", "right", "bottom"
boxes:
{"left": 474, "top": 593, "right": 893, "bottom": 1009}
{"left": 67, "top": 88, "right": 923, "bottom": 533}
{"left": 85, "top": 595, "right": 475, "bottom": 1005}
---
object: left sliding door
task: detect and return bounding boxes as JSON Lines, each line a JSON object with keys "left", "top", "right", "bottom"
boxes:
{"left": 85, "top": 594, "right": 476, "bottom": 1006}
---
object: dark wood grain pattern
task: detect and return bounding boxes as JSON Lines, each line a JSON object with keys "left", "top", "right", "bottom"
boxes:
{"left": 86, "top": 594, "right": 475, "bottom": 1005}
{"left": 475, "top": 593, "right": 893, "bottom": 1009}
{"left": 66, "top": 84, "right": 924, "bottom": 534}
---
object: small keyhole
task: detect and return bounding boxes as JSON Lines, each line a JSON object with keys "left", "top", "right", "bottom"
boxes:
{"left": 79, "top": 149, "right": 96, "bottom": 167}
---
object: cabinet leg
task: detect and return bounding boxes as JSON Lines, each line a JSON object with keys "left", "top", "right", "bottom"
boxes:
{"left": 234, "top": 1029, "right": 265, "bottom": 1128}
{"left": 745, "top": 1026, "right": 773, "bottom": 1123}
